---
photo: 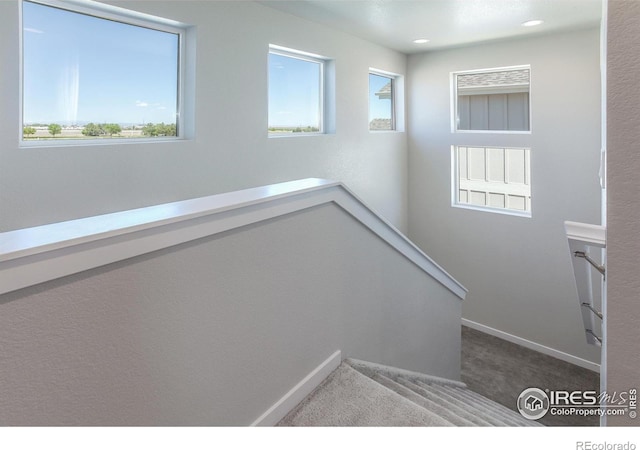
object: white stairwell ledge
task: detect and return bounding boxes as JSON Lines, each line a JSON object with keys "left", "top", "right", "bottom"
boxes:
{"left": 0, "top": 178, "right": 466, "bottom": 299}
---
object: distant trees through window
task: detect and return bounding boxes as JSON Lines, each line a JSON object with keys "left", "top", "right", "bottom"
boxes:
{"left": 268, "top": 46, "right": 325, "bottom": 135}
{"left": 22, "top": 0, "right": 183, "bottom": 143}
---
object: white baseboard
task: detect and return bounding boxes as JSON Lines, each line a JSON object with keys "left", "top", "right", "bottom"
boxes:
{"left": 250, "top": 350, "right": 342, "bottom": 426}
{"left": 462, "top": 319, "right": 601, "bottom": 373}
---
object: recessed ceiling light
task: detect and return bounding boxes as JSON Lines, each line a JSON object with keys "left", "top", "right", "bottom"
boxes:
{"left": 522, "top": 20, "right": 544, "bottom": 27}
{"left": 413, "top": 38, "right": 430, "bottom": 44}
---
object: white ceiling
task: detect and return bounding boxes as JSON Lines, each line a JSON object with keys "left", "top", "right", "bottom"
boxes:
{"left": 259, "top": 0, "right": 602, "bottom": 54}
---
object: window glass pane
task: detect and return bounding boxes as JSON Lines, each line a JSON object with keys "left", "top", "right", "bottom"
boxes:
{"left": 369, "top": 73, "right": 393, "bottom": 130}
{"left": 455, "top": 68, "right": 530, "bottom": 132}
{"left": 23, "top": 1, "right": 179, "bottom": 140}
{"left": 454, "top": 146, "right": 531, "bottom": 215}
{"left": 268, "top": 52, "right": 321, "bottom": 134}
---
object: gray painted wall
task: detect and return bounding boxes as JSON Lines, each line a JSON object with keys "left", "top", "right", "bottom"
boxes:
{"left": 606, "top": 0, "right": 640, "bottom": 427}
{"left": 0, "top": 204, "right": 461, "bottom": 425}
{"left": 407, "top": 29, "right": 602, "bottom": 365}
{"left": 0, "top": 0, "right": 408, "bottom": 233}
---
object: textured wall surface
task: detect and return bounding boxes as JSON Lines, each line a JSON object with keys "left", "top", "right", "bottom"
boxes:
{"left": 407, "top": 29, "right": 602, "bottom": 366}
{"left": 0, "top": 0, "right": 408, "bottom": 232}
{"left": 0, "top": 204, "right": 461, "bottom": 425}
{"left": 606, "top": 0, "right": 640, "bottom": 427}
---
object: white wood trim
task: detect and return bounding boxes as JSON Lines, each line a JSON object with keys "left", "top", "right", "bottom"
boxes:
{"left": 250, "top": 350, "right": 342, "bottom": 426}
{"left": 0, "top": 178, "right": 467, "bottom": 299}
{"left": 462, "top": 318, "right": 601, "bottom": 373}
{"left": 452, "top": 202, "right": 531, "bottom": 218}
{"left": 564, "top": 221, "right": 606, "bottom": 247}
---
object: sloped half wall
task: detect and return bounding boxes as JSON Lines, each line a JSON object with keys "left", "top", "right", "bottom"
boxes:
{"left": 0, "top": 187, "right": 462, "bottom": 425}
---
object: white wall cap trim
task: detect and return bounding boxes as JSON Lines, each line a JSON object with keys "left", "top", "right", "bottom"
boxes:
{"left": 0, "top": 178, "right": 467, "bottom": 299}
{"left": 564, "top": 221, "right": 606, "bottom": 247}
{"left": 0, "top": 178, "right": 338, "bottom": 262}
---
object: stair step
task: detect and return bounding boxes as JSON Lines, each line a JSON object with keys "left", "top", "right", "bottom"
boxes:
{"left": 447, "top": 386, "right": 543, "bottom": 427}
{"left": 346, "top": 358, "right": 466, "bottom": 388}
{"left": 394, "top": 377, "right": 495, "bottom": 426}
{"left": 278, "top": 360, "right": 544, "bottom": 427}
{"left": 442, "top": 385, "right": 525, "bottom": 426}
{"left": 435, "top": 384, "right": 524, "bottom": 426}
{"left": 413, "top": 380, "right": 512, "bottom": 426}
{"left": 277, "top": 363, "right": 454, "bottom": 426}
{"left": 371, "top": 374, "right": 475, "bottom": 426}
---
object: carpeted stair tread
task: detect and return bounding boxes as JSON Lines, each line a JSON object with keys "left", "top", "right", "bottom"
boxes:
{"left": 371, "top": 374, "right": 475, "bottom": 426}
{"left": 435, "top": 384, "right": 523, "bottom": 426}
{"left": 447, "top": 386, "right": 543, "bottom": 427}
{"left": 444, "top": 386, "right": 528, "bottom": 425}
{"left": 278, "top": 360, "right": 544, "bottom": 427}
{"left": 346, "top": 358, "right": 466, "bottom": 388}
{"left": 394, "top": 377, "right": 494, "bottom": 426}
{"left": 413, "top": 380, "right": 511, "bottom": 426}
{"left": 423, "top": 382, "right": 521, "bottom": 426}
{"left": 277, "top": 363, "right": 454, "bottom": 426}
{"left": 445, "top": 388, "right": 523, "bottom": 427}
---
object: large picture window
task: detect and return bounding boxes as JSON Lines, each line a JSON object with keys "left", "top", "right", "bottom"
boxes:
{"left": 21, "top": 0, "right": 184, "bottom": 143}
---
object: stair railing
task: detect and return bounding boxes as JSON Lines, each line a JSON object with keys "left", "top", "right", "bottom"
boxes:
{"left": 564, "top": 221, "right": 606, "bottom": 346}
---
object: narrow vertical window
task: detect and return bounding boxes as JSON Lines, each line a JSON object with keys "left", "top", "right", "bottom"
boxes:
{"left": 22, "top": 0, "right": 183, "bottom": 143}
{"left": 369, "top": 72, "right": 394, "bottom": 131}
{"left": 268, "top": 46, "right": 325, "bottom": 135}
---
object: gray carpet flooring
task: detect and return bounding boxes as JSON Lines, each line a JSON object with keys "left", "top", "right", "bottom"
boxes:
{"left": 278, "top": 359, "right": 541, "bottom": 427}
{"left": 278, "top": 327, "right": 599, "bottom": 426}
{"left": 461, "top": 326, "right": 600, "bottom": 426}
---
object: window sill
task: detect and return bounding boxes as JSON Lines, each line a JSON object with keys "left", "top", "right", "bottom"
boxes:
{"left": 267, "top": 132, "right": 327, "bottom": 138}
{"left": 452, "top": 202, "right": 532, "bottom": 219}
{"left": 20, "top": 136, "right": 186, "bottom": 149}
{"left": 452, "top": 129, "right": 532, "bottom": 135}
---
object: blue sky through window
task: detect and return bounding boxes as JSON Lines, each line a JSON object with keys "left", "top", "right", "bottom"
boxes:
{"left": 22, "top": 1, "right": 179, "bottom": 126}
{"left": 268, "top": 52, "right": 321, "bottom": 130}
{"left": 369, "top": 73, "right": 392, "bottom": 126}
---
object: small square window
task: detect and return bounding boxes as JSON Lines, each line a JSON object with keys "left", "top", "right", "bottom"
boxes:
{"left": 453, "top": 66, "right": 530, "bottom": 132}
{"left": 453, "top": 146, "right": 531, "bottom": 216}
{"left": 21, "top": 0, "right": 185, "bottom": 144}
{"left": 268, "top": 46, "right": 325, "bottom": 135}
{"left": 369, "top": 72, "right": 394, "bottom": 131}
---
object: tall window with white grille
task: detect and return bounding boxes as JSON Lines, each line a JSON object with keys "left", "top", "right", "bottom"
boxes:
{"left": 451, "top": 66, "right": 532, "bottom": 217}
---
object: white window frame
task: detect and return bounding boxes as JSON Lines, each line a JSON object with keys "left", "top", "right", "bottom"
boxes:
{"left": 451, "top": 65, "right": 532, "bottom": 135}
{"left": 19, "top": 0, "right": 189, "bottom": 147}
{"left": 451, "top": 145, "right": 532, "bottom": 218}
{"left": 368, "top": 69, "right": 396, "bottom": 132}
{"left": 268, "top": 44, "right": 328, "bottom": 137}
